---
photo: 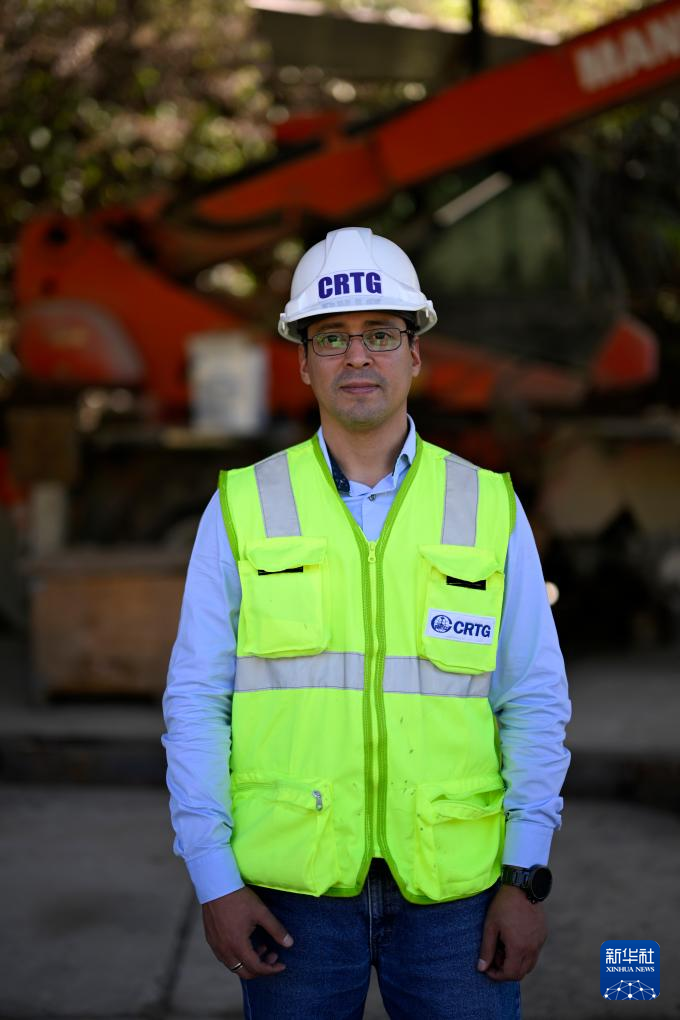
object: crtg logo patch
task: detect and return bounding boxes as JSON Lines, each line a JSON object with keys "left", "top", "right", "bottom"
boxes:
{"left": 425, "top": 610, "right": 495, "bottom": 645}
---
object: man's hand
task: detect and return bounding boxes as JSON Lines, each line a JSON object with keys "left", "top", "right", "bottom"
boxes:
{"left": 477, "top": 884, "right": 547, "bottom": 982}
{"left": 202, "top": 886, "right": 294, "bottom": 980}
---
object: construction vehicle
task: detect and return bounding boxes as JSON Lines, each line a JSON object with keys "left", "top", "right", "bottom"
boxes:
{"left": 5, "top": 0, "right": 680, "bottom": 690}
{"left": 14, "top": 1, "right": 680, "bottom": 430}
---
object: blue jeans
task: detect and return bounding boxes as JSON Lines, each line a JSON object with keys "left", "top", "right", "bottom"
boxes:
{"left": 240, "top": 857, "right": 521, "bottom": 1019}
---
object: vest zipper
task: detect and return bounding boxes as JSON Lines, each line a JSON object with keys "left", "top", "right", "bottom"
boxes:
{"left": 366, "top": 540, "right": 379, "bottom": 847}
{"left": 372, "top": 453, "right": 423, "bottom": 862}
{"left": 360, "top": 539, "right": 376, "bottom": 872}
{"left": 373, "top": 544, "right": 390, "bottom": 856}
{"left": 310, "top": 433, "right": 423, "bottom": 890}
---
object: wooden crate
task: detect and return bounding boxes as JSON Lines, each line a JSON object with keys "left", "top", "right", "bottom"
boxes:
{"left": 28, "top": 549, "right": 187, "bottom": 697}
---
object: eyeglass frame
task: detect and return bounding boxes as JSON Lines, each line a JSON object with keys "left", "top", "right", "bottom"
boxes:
{"left": 304, "top": 326, "right": 416, "bottom": 357}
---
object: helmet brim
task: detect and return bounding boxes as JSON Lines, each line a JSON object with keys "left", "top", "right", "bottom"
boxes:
{"left": 279, "top": 303, "right": 436, "bottom": 342}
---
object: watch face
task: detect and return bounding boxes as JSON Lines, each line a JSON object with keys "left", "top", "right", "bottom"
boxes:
{"left": 530, "top": 866, "right": 552, "bottom": 900}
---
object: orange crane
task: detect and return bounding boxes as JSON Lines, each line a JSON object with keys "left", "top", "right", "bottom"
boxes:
{"left": 13, "top": 0, "right": 680, "bottom": 421}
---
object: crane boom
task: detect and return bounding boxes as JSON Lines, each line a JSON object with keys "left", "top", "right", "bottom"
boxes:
{"left": 195, "top": 0, "right": 680, "bottom": 225}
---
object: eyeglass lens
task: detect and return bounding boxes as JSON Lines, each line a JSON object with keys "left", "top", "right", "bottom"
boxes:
{"left": 312, "top": 327, "right": 405, "bottom": 355}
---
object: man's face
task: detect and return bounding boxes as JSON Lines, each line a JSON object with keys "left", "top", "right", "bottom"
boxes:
{"left": 297, "top": 310, "right": 421, "bottom": 431}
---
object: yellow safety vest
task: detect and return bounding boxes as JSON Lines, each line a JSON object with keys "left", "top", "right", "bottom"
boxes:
{"left": 219, "top": 433, "right": 516, "bottom": 904}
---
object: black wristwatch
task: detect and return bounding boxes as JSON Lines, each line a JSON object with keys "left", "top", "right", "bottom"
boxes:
{"left": 501, "top": 864, "right": 552, "bottom": 903}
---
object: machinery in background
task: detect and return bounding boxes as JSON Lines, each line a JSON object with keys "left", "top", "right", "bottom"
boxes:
{"left": 13, "top": 0, "right": 680, "bottom": 439}
{"left": 5, "top": 0, "right": 680, "bottom": 691}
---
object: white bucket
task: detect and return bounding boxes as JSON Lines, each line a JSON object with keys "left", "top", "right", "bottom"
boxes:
{"left": 188, "top": 331, "right": 268, "bottom": 436}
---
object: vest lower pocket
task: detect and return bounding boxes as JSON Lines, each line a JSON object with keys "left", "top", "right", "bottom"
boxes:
{"left": 231, "top": 771, "right": 339, "bottom": 895}
{"left": 413, "top": 775, "right": 505, "bottom": 900}
{"left": 238, "top": 537, "right": 329, "bottom": 657}
{"left": 418, "top": 545, "right": 505, "bottom": 675}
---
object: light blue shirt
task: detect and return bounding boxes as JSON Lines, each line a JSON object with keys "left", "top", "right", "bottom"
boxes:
{"left": 162, "top": 416, "right": 571, "bottom": 903}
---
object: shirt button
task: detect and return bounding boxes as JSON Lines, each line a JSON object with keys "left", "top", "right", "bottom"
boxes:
{"left": 368, "top": 494, "right": 376, "bottom": 501}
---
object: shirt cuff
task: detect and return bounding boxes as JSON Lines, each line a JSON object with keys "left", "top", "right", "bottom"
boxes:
{"left": 187, "top": 846, "right": 245, "bottom": 904}
{"left": 502, "top": 819, "right": 555, "bottom": 868}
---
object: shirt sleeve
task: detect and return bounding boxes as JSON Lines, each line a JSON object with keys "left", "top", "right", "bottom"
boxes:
{"left": 489, "top": 493, "right": 572, "bottom": 868}
{"left": 161, "top": 490, "right": 245, "bottom": 903}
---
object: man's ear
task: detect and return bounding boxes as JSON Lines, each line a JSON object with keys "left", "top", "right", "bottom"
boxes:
{"left": 410, "top": 336, "right": 422, "bottom": 377}
{"left": 298, "top": 342, "right": 311, "bottom": 386}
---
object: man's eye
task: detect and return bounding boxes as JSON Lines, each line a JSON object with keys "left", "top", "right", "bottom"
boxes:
{"left": 368, "top": 330, "right": 392, "bottom": 345}
{"left": 319, "top": 334, "right": 345, "bottom": 346}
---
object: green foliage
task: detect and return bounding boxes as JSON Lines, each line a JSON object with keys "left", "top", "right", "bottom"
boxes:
{"left": 0, "top": 0, "right": 273, "bottom": 232}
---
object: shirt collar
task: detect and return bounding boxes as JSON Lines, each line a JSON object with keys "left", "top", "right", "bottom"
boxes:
{"left": 317, "top": 415, "right": 416, "bottom": 494}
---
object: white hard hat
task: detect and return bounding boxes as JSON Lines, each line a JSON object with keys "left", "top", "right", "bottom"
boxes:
{"left": 278, "top": 226, "right": 437, "bottom": 342}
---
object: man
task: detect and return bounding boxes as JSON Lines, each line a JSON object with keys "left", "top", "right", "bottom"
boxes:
{"left": 162, "top": 227, "right": 571, "bottom": 1019}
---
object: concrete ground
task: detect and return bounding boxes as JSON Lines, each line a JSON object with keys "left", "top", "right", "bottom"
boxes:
{"left": 2, "top": 788, "right": 679, "bottom": 1020}
{"left": 1, "top": 645, "right": 679, "bottom": 1019}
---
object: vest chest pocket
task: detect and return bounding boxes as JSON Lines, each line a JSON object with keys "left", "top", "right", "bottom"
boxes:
{"left": 231, "top": 772, "right": 339, "bottom": 895}
{"left": 238, "top": 537, "right": 329, "bottom": 657}
{"left": 418, "top": 545, "right": 505, "bottom": 674}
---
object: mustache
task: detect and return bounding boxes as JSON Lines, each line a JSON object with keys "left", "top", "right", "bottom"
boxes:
{"left": 335, "top": 374, "right": 383, "bottom": 388}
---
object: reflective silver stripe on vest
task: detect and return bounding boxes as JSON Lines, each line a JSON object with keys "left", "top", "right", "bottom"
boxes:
{"left": 441, "top": 455, "right": 479, "bottom": 546}
{"left": 235, "top": 652, "right": 490, "bottom": 698}
{"left": 235, "top": 652, "right": 365, "bottom": 692}
{"left": 254, "top": 452, "right": 301, "bottom": 538}
{"left": 383, "top": 657, "right": 491, "bottom": 697}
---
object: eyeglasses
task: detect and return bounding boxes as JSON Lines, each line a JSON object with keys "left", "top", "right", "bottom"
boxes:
{"left": 309, "top": 327, "right": 413, "bottom": 357}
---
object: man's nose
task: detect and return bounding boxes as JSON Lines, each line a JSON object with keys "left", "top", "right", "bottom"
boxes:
{"left": 344, "top": 335, "right": 372, "bottom": 365}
